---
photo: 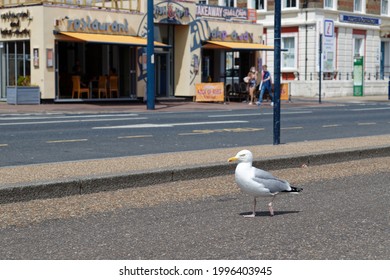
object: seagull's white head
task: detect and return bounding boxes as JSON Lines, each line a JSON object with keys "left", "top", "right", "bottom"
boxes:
{"left": 228, "top": 149, "right": 253, "bottom": 163}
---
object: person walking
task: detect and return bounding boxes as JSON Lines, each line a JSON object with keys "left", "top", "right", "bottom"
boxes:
{"left": 257, "top": 64, "right": 273, "bottom": 106}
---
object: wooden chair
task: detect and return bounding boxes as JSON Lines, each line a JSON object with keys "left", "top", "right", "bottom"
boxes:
{"left": 72, "top": 76, "right": 90, "bottom": 99}
{"left": 109, "top": 75, "right": 119, "bottom": 98}
{"left": 97, "top": 76, "right": 108, "bottom": 98}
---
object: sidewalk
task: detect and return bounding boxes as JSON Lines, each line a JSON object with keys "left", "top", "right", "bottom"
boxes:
{"left": 1, "top": 134, "right": 390, "bottom": 204}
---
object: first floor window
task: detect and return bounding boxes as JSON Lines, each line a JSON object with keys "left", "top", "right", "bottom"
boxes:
{"left": 283, "top": 0, "right": 297, "bottom": 9}
{"left": 219, "top": 0, "right": 235, "bottom": 7}
{"left": 354, "top": 0, "right": 366, "bottom": 13}
{"left": 249, "top": 0, "right": 265, "bottom": 10}
{"left": 325, "top": 0, "right": 335, "bottom": 9}
{"left": 382, "top": 0, "right": 389, "bottom": 15}
{"left": 282, "top": 36, "right": 296, "bottom": 68}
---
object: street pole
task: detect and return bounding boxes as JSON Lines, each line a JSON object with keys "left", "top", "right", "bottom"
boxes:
{"left": 146, "top": 0, "right": 155, "bottom": 110}
{"left": 319, "top": 33, "right": 322, "bottom": 104}
{"left": 273, "top": 0, "right": 281, "bottom": 145}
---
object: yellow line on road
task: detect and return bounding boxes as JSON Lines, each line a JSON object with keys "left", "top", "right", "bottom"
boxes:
{"left": 0, "top": 144, "right": 8, "bottom": 147}
{"left": 46, "top": 139, "right": 88, "bottom": 143}
{"left": 118, "top": 135, "right": 153, "bottom": 139}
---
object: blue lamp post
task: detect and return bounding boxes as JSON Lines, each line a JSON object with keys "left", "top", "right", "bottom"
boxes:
{"left": 273, "top": 0, "right": 281, "bottom": 145}
{"left": 146, "top": 0, "right": 155, "bottom": 110}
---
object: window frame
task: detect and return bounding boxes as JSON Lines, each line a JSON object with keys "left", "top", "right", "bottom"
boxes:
{"left": 282, "top": 0, "right": 299, "bottom": 10}
{"left": 381, "top": 0, "right": 389, "bottom": 15}
{"left": 324, "top": 0, "right": 337, "bottom": 10}
{"left": 354, "top": 0, "right": 366, "bottom": 13}
{"left": 218, "top": 0, "right": 236, "bottom": 7}
{"left": 248, "top": 0, "right": 266, "bottom": 11}
{"left": 353, "top": 35, "right": 365, "bottom": 58}
{"left": 281, "top": 33, "right": 298, "bottom": 70}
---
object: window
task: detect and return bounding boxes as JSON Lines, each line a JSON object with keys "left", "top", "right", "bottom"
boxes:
{"left": 354, "top": 37, "right": 365, "bottom": 57}
{"left": 198, "top": 0, "right": 208, "bottom": 4}
{"left": 283, "top": 0, "right": 298, "bottom": 9}
{"left": 382, "top": 0, "right": 389, "bottom": 15}
{"left": 249, "top": 0, "right": 265, "bottom": 10}
{"left": 324, "top": 0, "right": 336, "bottom": 9}
{"left": 354, "top": 0, "right": 366, "bottom": 13}
{"left": 282, "top": 36, "right": 296, "bottom": 68}
{"left": 219, "top": 0, "right": 235, "bottom": 7}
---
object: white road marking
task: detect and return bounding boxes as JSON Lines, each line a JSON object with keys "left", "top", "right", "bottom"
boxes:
{"left": 93, "top": 120, "right": 248, "bottom": 129}
{"left": 357, "top": 122, "right": 377, "bottom": 126}
{"left": 0, "top": 113, "right": 139, "bottom": 120}
{"left": 350, "top": 107, "right": 390, "bottom": 111}
{"left": 0, "top": 144, "right": 8, "bottom": 147}
{"left": 46, "top": 139, "right": 88, "bottom": 143}
{"left": 118, "top": 135, "right": 153, "bottom": 139}
{"left": 322, "top": 124, "right": 341, "bottom": 128}
{"left": 208, "top": 111, "right": 313, "bottom": 118}
{"left": 281, "top": 126, "right": 303, "bottom": 130}
{"left": 0, "top": 117, "right": 147, "bottom": 126}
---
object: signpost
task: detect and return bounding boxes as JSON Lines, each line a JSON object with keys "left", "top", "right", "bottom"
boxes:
{"left": 353, "top": 56, "right": 364, "bottom": 96}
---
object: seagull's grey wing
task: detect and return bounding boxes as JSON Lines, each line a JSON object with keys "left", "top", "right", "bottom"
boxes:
{"left": 253, "top": 167, "right": 276, "bottom": 180}
{"left": 252, "top": 167, "right": 291, "bottom": 193}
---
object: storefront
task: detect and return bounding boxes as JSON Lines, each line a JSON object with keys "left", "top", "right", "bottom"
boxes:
{"left": 0, "top": 1, "right": 267, "bottom": 103}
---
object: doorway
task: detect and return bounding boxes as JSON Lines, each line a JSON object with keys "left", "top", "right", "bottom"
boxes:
{"left": 155, "top": 51, "right": 170, "bottom": 97}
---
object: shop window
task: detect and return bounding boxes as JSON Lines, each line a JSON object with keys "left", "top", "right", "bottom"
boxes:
{"left": 281, "top": 36, "right": 296, "bottom": 69}
{"left": 249, "top": 0, "right": 265, "bottom": 10}
{"left": 283, "top": 0, "right": 298, "bottom": 9}
{"left": 324, "top": 0, "right": 337, "bottom": 9}
{"left": 382, "top": 0, "right": 389, "bottom": 15}
{"left": 0, "top": 41, "right": 30, "bottom": 90}
{"left": 354, "top": 0, "right": 366, "bottom": 13}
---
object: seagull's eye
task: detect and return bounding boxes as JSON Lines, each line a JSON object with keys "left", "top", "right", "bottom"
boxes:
{"left": 239, "top": 154, "right": 245, "bottom": 157}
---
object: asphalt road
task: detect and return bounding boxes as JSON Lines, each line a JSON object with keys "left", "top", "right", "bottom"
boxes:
{"left": 0, "top": 156, "right": 388, "bottom": 260}
{"left": 0, "top": 102, "right": 390, "bottom": 167}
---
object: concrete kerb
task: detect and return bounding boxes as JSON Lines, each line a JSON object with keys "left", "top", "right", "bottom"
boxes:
{"left": 1, "top": 145, "right": 390, "bottom": 205}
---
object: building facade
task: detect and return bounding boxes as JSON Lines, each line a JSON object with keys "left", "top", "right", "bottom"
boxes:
{"left": 205, "top": 0, "right": 390, "bottom": 97}
{"left": 0, "top": 0, "right": 267, "bottom": 102}
{"left": 258, "top": 0, "right": 390, "bottom": 96}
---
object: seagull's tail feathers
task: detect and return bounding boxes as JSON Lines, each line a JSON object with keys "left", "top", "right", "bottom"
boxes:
{"left": 282, "top": 186, "right": 303, "bottom": 194}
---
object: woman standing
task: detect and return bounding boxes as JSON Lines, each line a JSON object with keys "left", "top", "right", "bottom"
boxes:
{"left": 247, "top": 67, "right": 257, "bottom": 105}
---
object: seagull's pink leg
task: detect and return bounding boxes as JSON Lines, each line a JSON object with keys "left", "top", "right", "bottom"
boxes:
{"left": 244, "top": 198, "right": 256, "bottom": 218}
{"left": 268, "top": 196, "right": 275, "bottom": 216}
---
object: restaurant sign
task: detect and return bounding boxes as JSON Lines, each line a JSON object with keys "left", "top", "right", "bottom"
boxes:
{"left": 67, "top": 16, "right": 129, "bottom": 34}
{"left": 210, "top": 27, "right": 254, "bottom": 42}
{"left": 196, "top": 5, "right": 248, "bottom": 20}
{"left": 0, "top": 10, "right": 31, "bottom": 37}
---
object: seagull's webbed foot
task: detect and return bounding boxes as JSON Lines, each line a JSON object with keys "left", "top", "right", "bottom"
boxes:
{"left": 243, "top": 213, "right": 256, "bottom": 218}
{"left": 243, "top": 198, "right": 257, "bottom": 218}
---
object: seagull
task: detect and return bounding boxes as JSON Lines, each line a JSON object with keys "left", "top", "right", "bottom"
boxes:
{"left": 228, "top": 149, "right": 302, "bottom": 218}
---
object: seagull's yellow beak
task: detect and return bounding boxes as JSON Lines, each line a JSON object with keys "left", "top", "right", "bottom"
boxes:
{"left": 228, "top": 156, "right": 238, "bottom": 162}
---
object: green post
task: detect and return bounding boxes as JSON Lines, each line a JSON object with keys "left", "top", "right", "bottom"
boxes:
{"left": 353, "top": 56, "right": 364, "bottom": 96}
